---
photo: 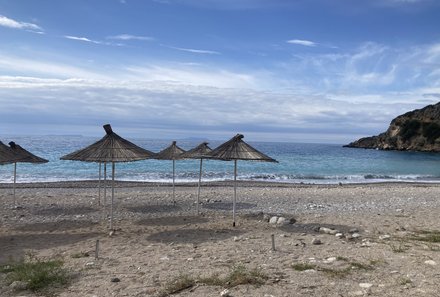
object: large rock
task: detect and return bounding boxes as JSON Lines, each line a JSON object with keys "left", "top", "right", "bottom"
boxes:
{"left": 344, "top": 103, "right": 440, "bottom": 152}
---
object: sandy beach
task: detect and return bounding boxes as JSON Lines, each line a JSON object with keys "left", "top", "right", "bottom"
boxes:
{"left": 1, "top": 181, "right": 440, "bottom": 296}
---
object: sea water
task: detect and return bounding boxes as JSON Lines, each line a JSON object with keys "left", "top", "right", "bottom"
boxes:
{"left": 1, "top": 135, "right": 440, "bottom": 184}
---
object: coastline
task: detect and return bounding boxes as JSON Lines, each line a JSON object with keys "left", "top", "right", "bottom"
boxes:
{"left": 1, "top": 181, "right": 440, "bottom": 296}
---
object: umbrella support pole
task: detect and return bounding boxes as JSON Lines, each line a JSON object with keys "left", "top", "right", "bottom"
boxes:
{"left": 13, "top": 162, "right": 17, "bottom": 208}
{"left": 103, "top": 162, "right": 107, "bottom": 224}
{"left": 110, "top": 162, "right": 115, "bottom": 230}
{"left": 172, "top": 159, "right": 175, "bottom": 202}
{"left": 197, "top": 159, "right": 203, "bottom": 215}
{"left": 98, "top": 163, "right": 101, "bottom": 206}
{"left": 233, "top": 160, "right": 237, "bottom": 227}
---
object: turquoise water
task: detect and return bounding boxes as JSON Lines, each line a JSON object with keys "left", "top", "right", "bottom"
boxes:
{"left": 1, "top": 135, "right": 440, "bottom": 184}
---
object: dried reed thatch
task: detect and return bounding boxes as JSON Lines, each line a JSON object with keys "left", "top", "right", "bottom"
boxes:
{"left": 180, "top": 142, "right": 212, "bottom": 159}
{"left": 61, "top": 124, "right": 155, "bottom": 162}
{"left": 209, "top": 134, "right": 276, "bottom": 162}
{"left": 9, "top": 142, "right": 48, "bottom": 164}
{"left": 155, "top": 141, "right": 185, "bottom": 160}
{"left": 0, "top": 141, "right": 21, "bottom": 165}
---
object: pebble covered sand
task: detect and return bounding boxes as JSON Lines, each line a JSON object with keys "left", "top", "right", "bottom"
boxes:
{"left": 1, "top": 181, "right": 440, "bottom": 296}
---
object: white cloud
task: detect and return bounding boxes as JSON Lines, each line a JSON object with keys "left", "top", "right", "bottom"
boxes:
{"left": 123, "top": 65, "right": 257, "bottom": 88}
{"left": 107, "top": 34, "right": 154, "bottom": 41}
{"left": 0, "top": 15, "right": 43, "bottom": 32}
{"left": 286, "top": 39, "right": 317, "bottom": 47}
{"left": 0, "top": 54, "right": 109, "bottom": 80}
{"left": 64, "top": 35, "right": 102, "bottom": 44}
{"left": 0, "top": 74, "right": 428, "bottom": 142}
{"left": 166, "top": 45, "right": 221, "bottom": 55}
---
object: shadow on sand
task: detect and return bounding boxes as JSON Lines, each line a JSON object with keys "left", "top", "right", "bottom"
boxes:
{"left": 136, "top": 215, "right": 209, "bottom": 227}
{"left": 15, "top": 220, "right": 99, "bottom": 232}
{"left": 146, "top": 228, "right": 244, "bottom": 244}
{"left": 125, "top": 204, "right": 182, "bottom": 213}
{"left": 31, "top": 206, "right": 98, "bottom": 216}
{"left": 202, "top": 202, "right": 256, "bottom": 211}
{"left": 0, "top": 232, "right": 101, "bottom": 264}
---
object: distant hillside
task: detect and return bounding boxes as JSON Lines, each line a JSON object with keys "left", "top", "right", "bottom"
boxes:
{"left": 344, "top": 102, "right": 440, "bottom": 152}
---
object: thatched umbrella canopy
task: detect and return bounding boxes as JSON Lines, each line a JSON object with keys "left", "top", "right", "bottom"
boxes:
{"left": 61, "top": 124, "right": 155, "bottom": 230}
{"left": 8, "top": 141, "right": 48, "bottom": 207}
{"left": 209, "top": 134, "right": 277, "bottom": 226}
{"left": 0, "top": 141, "right": 21, "bottom": 165}
{"left": 180, "top": 142, "right": 212, "bottom": 214}
{"left": 154, "top": 141, "right": 186, "bottom": 201}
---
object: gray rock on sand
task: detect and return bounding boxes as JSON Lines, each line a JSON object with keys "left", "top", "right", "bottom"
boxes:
{"left": 220, "top": 288, "right": 231, "bottom": 296}
{"left": 276, "top": 217, "right": 290, "bottom": 225}
{"left": 311, "top": 238, "right": 322, "bottom": 245}
{"left": 111, "top": 277, "right": 121, "bottom": 282}
{"left": 320, "top": 227, "right": 339, "bottom": 235}
{"left": 269, "top": 216, "right": 278, "bottom": 224}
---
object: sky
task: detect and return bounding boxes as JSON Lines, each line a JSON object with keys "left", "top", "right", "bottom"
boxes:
{"left": 0, "top": 0, "right": 440, "bottom": 143}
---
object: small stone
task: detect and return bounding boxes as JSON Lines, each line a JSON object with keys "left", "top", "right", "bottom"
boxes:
{"left": 111, "top": 277, "right": 120, "bottom": 283}
{"left": 359, "top": 283, "right": 373, "bottom": 289}
{"left": 277, "top": 217, "right": 289, "bottom": 225}
{"left": 424, "top": 260, "right": 436, "bottom": 266}
{"left": 109, "top": 230, "right": 115, "bottom": 237}
{"left": 379, "top": 235, "right": 391, "bottom": 240}
{"left": 324, "top": 257, "right": 337, "bottom": 263}
{"left": 269, "top": 216, "right": 279, "bottom": 224}
{"left": 361, "top": 241, "right": 372, "bottom": 247}
{"left": 335, "top": 233, "right": 344, "bottom": 238}
{"left": 319, "top": 227, "right": 332, "bottom": 234}
{"left": 233, "top": 236, "right": 240, "bottom": 242}
{"left": 263, "top": 214, "right": 271, "bottom": 222}
{"left": 328, "top": 229, "right": 339, "bottom": 235}
{"left": 311, "top": 238, "right": 322, "bottom": 245}
{"left": 349, "top": 228, "right": 359, "bottom": 234}
{"left": 220, "top": 288, "right": 231, "bottom": 297}
{"left": 289, "top": 217, "right": 297, "bottom": 224}
{"left": 352, "top": 233, "right": 361, "bottom": 239}
{"left": 85, "top": 261, "right": 95, "bottom": 267}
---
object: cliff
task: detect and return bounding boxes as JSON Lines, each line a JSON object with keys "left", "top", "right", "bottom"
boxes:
{"left": 344, "top": 102, "right": 440, "bottom": 152}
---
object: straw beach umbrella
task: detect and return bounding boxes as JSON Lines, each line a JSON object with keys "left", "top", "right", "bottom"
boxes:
{"left": 61, "top": 124, "right": 155, "bottom": 230}
{"left": 180, "top": 142, "right": 212, "bottom": 214}
{"left": 8, "top": 141, "right": 48, "bottom": 207}
{"left": 209, "top": 134, "right": 277, "bottom": 226}
{"left": 0, "top": 141, "right": 20, "bottom": 165}
{"left": 155, "top": 141, "right": 185, "bottom": 201}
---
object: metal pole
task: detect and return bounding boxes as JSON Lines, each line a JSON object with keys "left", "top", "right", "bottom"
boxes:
{"left": 172, "top": 159, "right": 175, "bottom": 201}
{"left": 197, "top": 158, "right": 203, "bottom": 215}
{"left": 13, "top": 162, "right": 17, "bottom": 208}
{"left": 233, "top": 160, "right": 237, "bottom": 227}
{"left": 110, "top": 162, "right": 115, "bottom": 230}
{"left": 98, "top": 162, "right": 101, "bottom": 206}
{"left": 103, "top": 162, "right": 107, "bottom": 222}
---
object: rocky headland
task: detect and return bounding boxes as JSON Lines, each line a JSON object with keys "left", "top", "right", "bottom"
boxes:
{"left": 345, "top": 102, "right": 440, "bottom": 152}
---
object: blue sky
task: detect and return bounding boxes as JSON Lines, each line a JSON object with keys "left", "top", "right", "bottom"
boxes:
{"left": 0, "top": 0, "right": 439, "bottom": 143}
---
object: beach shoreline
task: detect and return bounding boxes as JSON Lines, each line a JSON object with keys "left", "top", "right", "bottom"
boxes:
{"left": 1, "top": 182, "right": 440, "bottom": 296}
